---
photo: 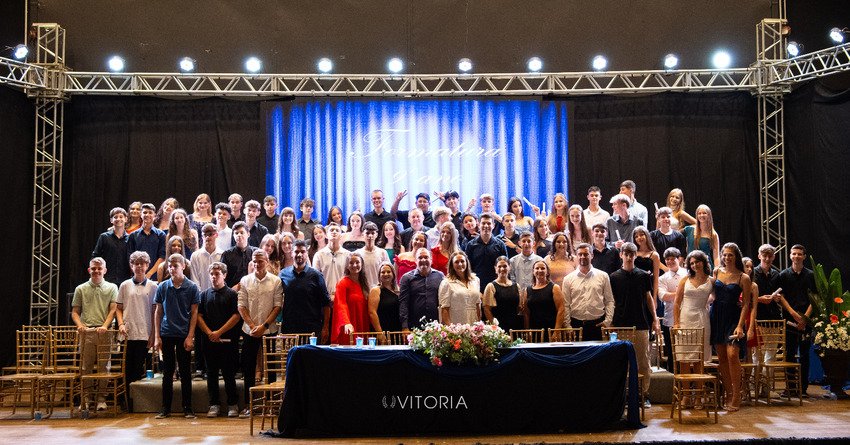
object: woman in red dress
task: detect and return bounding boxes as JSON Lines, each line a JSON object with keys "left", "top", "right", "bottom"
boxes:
{"left": 431, "top": 223, "right": 458, "bottom": 275}
{"left": 332, "top": 252, "right": 372, "bottom": 345}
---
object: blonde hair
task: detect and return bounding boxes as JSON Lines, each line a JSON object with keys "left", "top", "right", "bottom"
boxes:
{"left": 694, "top": 204, "right": 719, "bottom": 255}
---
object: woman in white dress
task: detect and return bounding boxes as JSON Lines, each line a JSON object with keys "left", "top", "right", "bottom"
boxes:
{"left": 673, "top": 250, "right": 715, "bottom": 368}
{"left": 439, "top": 251, "right": 481, "bottom": 325}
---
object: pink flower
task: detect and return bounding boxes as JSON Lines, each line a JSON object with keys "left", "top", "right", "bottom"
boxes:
{"left": 830, "top": 315, "right": 839, "bottom": 324}
{"left": 835, "top": 297, "right": 844, "bottom": 304}
{"left": 432, "top": 357, "right": 442, "bottom": 366}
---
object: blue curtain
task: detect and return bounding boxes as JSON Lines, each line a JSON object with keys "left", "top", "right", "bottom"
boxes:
{"left": 266, "top": 99, "right": 568, "bottom": 220}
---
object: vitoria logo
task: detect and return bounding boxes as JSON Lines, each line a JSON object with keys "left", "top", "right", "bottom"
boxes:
{"left": 382, "top": 395, "right": 468, "bottom": 410}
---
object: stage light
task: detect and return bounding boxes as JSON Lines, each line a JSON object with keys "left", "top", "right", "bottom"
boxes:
{"left": 13, "top": 44, "right": 28, "bottom": 60}
{"left": 712, "top": 50, "right": 731, "bottom": 69}
{"left": 786, "top": 42, "right": 801, "bottom": 58}
{"left": 592, "top": 55, "right": 607, "bottom": 71}
{"left": 527, "top": 57, "right": 542, "bottom": 72}
{"left": 830, "top": 27, "right": 845, "bottom": 44}
{"left": 107, "top": 56, "right": 125, "bottom": 72}
{"left": 179, "top": 57, "right": 196, "bottom": 72}
{"left": 245, "top": 57, "right": 262, "bottom": 73}
{"left": 388, "top": 57, "right": 404, "bottom": 73}
{"left": 663, "top": 54, "right": 679, "bottom": 69}
{"left": 458, "top": 58, "right": 473, "bottom": 73}
{"left": 317, "top": 58, "right": 333, "bottom": 73}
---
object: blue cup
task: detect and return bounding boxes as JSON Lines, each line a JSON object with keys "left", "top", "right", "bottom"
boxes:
{"left": 355, "top": 337, "right": 364, "bottom": 347}
{"left": 610, "top": 332, "right": 618, "bottom": 342}
{"left": 146, "top": 369, "right": 153, "bottom": 379}
{"left": 309, "top": 336, "right": 317, "bottom": 345}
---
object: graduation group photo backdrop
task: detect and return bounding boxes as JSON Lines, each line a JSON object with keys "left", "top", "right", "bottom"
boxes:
{"left": 265, "top": 99, "right": 570, "bottom": 218}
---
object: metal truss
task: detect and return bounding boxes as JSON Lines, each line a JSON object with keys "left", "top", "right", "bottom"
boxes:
{"left": 30, "top": 97, "right": 64, "bottom": 326}
{"left": 0, "top": 56, "right": 47, "bottom": 89}
{"left": 28, "top": 24, "right": 67, "bottom": 326}
{"left": 757, "top": 93, "right": 787, "bottom": 269}
{"left": 62, "top": 69, "right": 758, "bottom": 97}
{"left": 755, "top": 18, "right": 788, "bottom": 269}
{"left": 766, "top": 42, "right": 850, "bottom": 85}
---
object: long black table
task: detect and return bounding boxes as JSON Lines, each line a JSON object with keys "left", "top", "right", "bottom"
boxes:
{"left": 277, "top": 341, "right": 642, "bottom": 437}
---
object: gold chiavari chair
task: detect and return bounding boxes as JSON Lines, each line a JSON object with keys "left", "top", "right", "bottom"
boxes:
{"left": 548, "top": 327, "right": 583, "bottom": 342}
{"left": 0, "top": 326, "right": 50, "bottom": 418}
{"left": 670, "top": 328, "right": 719, "bottom": 423}
{"left": 509, "top": 329, "right": 545, "bottom": 343}
{"left": 756, "top": 320, "right": 803, "bottom": 406}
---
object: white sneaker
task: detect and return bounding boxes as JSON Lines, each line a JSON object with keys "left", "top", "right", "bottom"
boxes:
{"left": 227, "top": 405, "right": 239, "bottom": 417}
{"left": 207, "top": 405, "right": 221, "bottom": 418}
{"left": 97, "top": 401, "right": 108, "bottom": 411}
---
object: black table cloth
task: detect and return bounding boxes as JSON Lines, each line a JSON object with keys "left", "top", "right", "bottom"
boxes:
{"left": 277, "top": 341, "right": 642, "bottom": 437}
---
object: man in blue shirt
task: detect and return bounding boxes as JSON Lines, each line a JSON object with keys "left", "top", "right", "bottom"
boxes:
{"left": 128, "top": 203, "right": 166, "bottom": 280}
{"left": 154, "top": 253, "right": 200, "bottom": 419}
{"left": 399, "top": 248, "right": 444, "bottom": 331}
{"left": 279, "top": 239, "right": 331, "bottom": 342}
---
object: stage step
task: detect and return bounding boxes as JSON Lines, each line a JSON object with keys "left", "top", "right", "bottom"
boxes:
{"left": 129, "top": 376, "right": 247, "bottom": 413}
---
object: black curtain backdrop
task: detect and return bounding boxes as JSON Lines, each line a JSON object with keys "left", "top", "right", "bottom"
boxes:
{"left": 785, "top": 81, "right": 850, "bottom": 277}
{"left": 569, "top": 92, "right": 761, "bottom": 259}
{"left": 64, "top": 97, "right": 265, "bottom": 296}
{"left": 0, "top": 86, "right": 35, "bottom": 367}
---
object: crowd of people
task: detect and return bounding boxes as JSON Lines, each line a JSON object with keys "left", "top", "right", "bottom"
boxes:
{"left": 73, "top": 180, "right": 816, "bottom": 418}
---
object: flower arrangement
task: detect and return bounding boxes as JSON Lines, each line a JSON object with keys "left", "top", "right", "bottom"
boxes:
{"left": 804, "top": 257, "right": 850, "bottom": 354}
{"left": 408, "top": 319, "right": 522, "bottom": 367}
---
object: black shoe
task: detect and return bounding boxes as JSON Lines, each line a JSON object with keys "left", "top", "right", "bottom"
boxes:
{"left": 155, "top": 410, "right": 170, "bottom": 419}
{"left": 184, "top": 408, "right": 197, "bottom": 419}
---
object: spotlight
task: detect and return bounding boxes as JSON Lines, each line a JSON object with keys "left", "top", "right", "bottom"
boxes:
{"left": 387, "top": 57, "right": 404, "bottom": 73}
{"left": 458, "top": 58, "right": 473, "bottom": 73}
{"left": 712, "top": 50, "right": 731, "bottom": 69}
{"left": 663, "top": 54, "right": 679, "bottom": 69}
{"left": 107, "top": 56, "right": 125, "bottom": 72}
{"left": 786, "top": 41, "right": 801, "bottom": 58}
{"left": 13, "top": 44, "right": 28, "bottom": 60}
{"left": 245, "top": 57, "right": 262, "bottom": 73}
{"left": 830, "top": 27, "right": 845, "bottom": 44}
{"left": 317, "top": 58, "right": 333, "bottom": 73}
{"left": 527, "top": 57, "right": 542, "bottom": 72}
{"left": 179, "top": 57, "right": 196, "bottom": 72}
{"left": 592, "top": 55, "right": 607, "bottom": 71}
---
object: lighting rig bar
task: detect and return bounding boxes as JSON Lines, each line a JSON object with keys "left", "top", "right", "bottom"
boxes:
{"left": 0, "top": 56, "right": 47, "bottom": 89}
{"left": 62, "top": 68, "right": 757, "bottom": 97}
{"left": 767, "top": 42, "right": 850, "bottom": 84}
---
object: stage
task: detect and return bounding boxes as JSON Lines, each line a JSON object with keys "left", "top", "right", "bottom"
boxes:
{"left": 2, "top": 384, "right": 848, "bottom": 444}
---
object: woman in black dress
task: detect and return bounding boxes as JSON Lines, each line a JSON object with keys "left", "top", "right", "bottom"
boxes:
{"left": 368, "top": 263, "right": 401, "bottom": 344}
{"left": 483, "top": 256, "right": 524, "bottom": 331}
{"left": 524, "top": 260, "right": 565, "bottom": 341}
{"left": 631, "top": 226, "right": 661, "bottom": 316}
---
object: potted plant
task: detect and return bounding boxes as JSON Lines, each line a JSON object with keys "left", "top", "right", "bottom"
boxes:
{"left": 804, "top": 257, "right": 850, "bottom": 398}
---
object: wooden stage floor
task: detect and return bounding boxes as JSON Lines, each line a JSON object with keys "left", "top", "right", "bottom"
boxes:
{"left": 2, "top": 384, "right": 849, "bottom": 444}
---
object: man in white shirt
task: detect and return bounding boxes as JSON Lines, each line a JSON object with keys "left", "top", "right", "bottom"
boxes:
{"left": 583, "top": 186, "right": 611, "bottom": 229}
{"left": 561, "top": 242, "right": 614, "bottom": 341}
{"left": 426, "top": 206, "right": 454, "bottom": 249}
{"left": 658, "top": 247, "right": 687, "bottom": 372}
{"left": 237, "top": 249, "right": 283, "bottom": 417}
{"left": 355, "top": 221, "right": 390, "bottom": 289}
{"left": 117, "top": 251, "right": 157, "bottom": 385}
{"left": 312, "top": 222, "right": 351, "bottom": 300}
{"left": 509, "top": 232, "right": 542, "bottom": 293}
{"left": 191, "top": 223, "right": 224, "bottom": 292}
{"left": 214, "top": 203, "right": 233, "bottom": 251}
{"left": 619, "top": 180, "right": 648, "bottom": 227}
